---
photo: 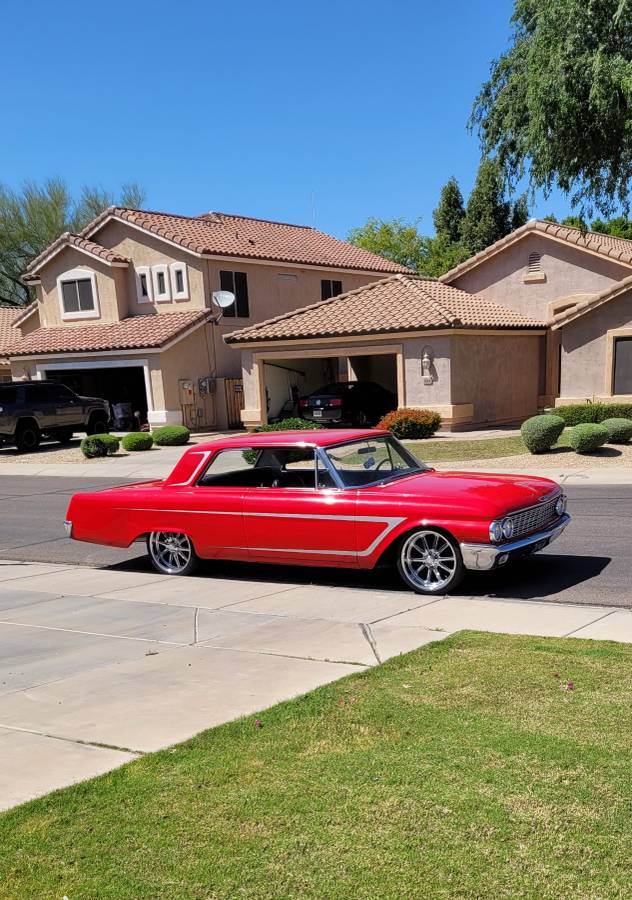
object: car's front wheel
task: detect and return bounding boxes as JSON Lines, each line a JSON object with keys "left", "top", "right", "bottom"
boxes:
{"left": 147, "top": 531, "right": 198, "bottom": 576}
{"left": 396, "top": 528, "right": 464, "bottom": 595}
{"left": 14, "top": 421, "right": 41, "bottom": 453}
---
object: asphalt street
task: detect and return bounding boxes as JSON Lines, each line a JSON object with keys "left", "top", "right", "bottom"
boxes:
{"left": 0, "top": 475, "right": 629, "bottom": 607}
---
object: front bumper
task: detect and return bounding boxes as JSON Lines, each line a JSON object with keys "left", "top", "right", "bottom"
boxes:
{"left": 460, "top": 514, "right": 571, "bottom": 571}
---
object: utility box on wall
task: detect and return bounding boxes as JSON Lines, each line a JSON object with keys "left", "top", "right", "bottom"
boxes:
{"left": 179, "top": 379, "right": 194, "bottom": 404}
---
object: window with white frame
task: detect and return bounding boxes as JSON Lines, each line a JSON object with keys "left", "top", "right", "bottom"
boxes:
{"left": 136, "top": 266, "right": 153, "bottom": 303}
{"left": 151, "top": 264, "right": 171, "bottom": 302}
{"left": 169, "top": 262, "right": 189, "bottom": 300}
{"left": 57, "top": 268, "right": 99, "bottom": 320}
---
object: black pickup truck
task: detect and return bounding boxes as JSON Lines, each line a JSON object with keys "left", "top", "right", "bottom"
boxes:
{"left": 0, "top": 381, "right": 110, "bottom": 452}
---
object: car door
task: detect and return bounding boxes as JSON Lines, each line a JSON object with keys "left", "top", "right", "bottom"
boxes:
{"left": 243, "top": 451, "right": 359, "bottom": 566}
{"left": 23, "top": 383, "right": 55, "bottom": 430}
{"left": 47, "top": 384, "right": 81, "bottom": 429}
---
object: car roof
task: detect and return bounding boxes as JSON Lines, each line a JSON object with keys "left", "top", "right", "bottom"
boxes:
{"left": 192, "top": 428, "right": 389, "bottom": 451}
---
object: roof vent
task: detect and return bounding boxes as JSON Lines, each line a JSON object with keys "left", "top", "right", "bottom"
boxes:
{"left": 527, "top": 251, "right": 541, "bottom": 273}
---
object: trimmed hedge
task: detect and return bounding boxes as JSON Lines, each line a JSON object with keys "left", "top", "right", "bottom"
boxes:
{"left": 152, "top": 425, "right": 190, "bottom": 446}
{"left": 602, "top": 417, "right": 632, "bottom": 444}
{"left": 92, "top": 433, "right": 120, "bottom": 456}
{"left": 80, "top": 436, "right": 109, "bottom": 459}
{"left": 377, "top": 408, "right": 441, "bottom": 440}
{"left": 569, "top": 423, "right": 609, "bottom": 453}
{"left": 121, "top": 432, "right": 154, "bottom": 452}
{"left": 520, "top": 414, "right": 565, "bottom": 454}
{"left": 554, "top": 403, "right": 632, "bottom": 426}
{"left": 254, "top": 418, "right": 321, "bottom": 433}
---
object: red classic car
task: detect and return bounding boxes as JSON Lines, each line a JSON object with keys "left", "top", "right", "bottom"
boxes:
{"left": 65, "top": 429, "right": 570, "bottom": 595}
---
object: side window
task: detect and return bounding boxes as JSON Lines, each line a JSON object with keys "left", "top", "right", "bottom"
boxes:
{"left": 220, "top": 271, "right": 249, "bottom": 317}
{"left": 198, "top": 448, "right": 259, "bottom": 486}
{"left": 321, "top": 279, "right": 343, "bottom": 301}
{"left": 0, "top": 386, "right": 18, "bottom": 405}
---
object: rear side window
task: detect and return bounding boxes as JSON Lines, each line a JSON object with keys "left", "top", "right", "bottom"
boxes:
{"left": 0, "top": 386, "right": 18, "bottom": 405}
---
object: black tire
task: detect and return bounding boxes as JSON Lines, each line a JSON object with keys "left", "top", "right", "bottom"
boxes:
{"left": 396, "top": 528, "right": 464, "bottom": 595}
{"left": 147, "top": 531, "right": 199, "bottom": 576}
{"left": 14, "top": 421, "right": 41, "bottom": 453}
{"left": 87, "top": 414, "right": 109, "bottom": 436}
{"left": 56, "top": 428, "right": 74, "bottom": 444}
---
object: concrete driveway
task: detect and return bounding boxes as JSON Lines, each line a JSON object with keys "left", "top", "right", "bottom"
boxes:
{"left": 1, "top": 559, "right": 631, "bottom": 811}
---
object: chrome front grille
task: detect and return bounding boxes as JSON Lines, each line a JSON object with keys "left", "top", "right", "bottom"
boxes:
{"left": 507, "top": 494, "right": 560, "bottom": 537}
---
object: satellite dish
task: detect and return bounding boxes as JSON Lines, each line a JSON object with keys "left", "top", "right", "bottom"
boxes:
{"left": 212, "top": 290, "right": 235, "bottom": 310}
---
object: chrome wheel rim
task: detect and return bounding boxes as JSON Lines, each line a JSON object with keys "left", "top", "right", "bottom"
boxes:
{"left": 149, "top": 531, "right": 192, "bottom": 574}
{"left": 401, "top": 530, "right": 457, "bottom": 592}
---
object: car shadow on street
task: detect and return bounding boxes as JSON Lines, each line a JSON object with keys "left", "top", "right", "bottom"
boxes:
{"left": 462, "top": 553, "right": 611, "bottom": 601}
{"left": 105, "top": 550, "right": 611, "bottom": 602}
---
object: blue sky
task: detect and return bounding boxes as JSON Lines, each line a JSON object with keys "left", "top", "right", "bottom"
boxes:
{"left": 3, "top": 0, "right": 571, "bottom": 238}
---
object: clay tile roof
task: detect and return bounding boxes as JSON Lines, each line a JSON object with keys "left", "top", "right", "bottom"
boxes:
{"left": 224, "top": 274, "right": 545, "bottom": 345}
{"left": 6, "top": 310, "right": 210, "bottom": 358}
{"left": 81, "top": 207, "right": 411, "bottom": 274}
{"left": 551, "top": 272, "right": 632, "bottom": 329}
{"left": 441, "top": 219, "right": 632, "bottom": 283}
{"left": 0, "top": 307, "right": 22, "bottom": 363}
{"left": 23, "top": 233, "right": 131, "bottom": 280}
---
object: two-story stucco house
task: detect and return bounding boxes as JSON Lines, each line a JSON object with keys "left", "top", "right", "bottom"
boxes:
{"left": 10, "top": 207, "right": 407, "bottom": 429}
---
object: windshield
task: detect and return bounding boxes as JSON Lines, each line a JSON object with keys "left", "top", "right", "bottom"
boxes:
{"left": 325, "top": 435, "right": 428, "bottom": 487}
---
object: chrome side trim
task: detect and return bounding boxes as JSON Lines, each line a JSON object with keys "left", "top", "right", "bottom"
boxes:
{"left": 124, "top": 507, "right": 406, "bottom": 557}
{"left": 63, "top": 519, "right": 72, "bottom": 537}
{"left": 460, "top": 514, "right": 570, "bottom": 571}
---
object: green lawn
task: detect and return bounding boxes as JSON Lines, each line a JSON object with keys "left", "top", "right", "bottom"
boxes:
{"left": 406, "top": 430, "right": 571, "bottom": 461}
{"left": 2, "top": 632, "right": 632, "bottom": 899}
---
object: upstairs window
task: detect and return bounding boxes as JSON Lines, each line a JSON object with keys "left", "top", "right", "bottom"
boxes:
{"left": 527, "top": 252, "right": 541, "bottom": 273}
{"left": 220, "top": 270, "right": 249, "bottom": 317}
{"left": 321, "top": 279, "right": 343, "bottom": 300}
{"left": 169, "top": 262, "right": 189, "bottom": 300}
{"left": 136, "top": 266, "right": 153, "bottom": 303}
{"left": 57, "top": 268, "right": 99, "bottom": 319}
{"left": 152, "top": 264, "right": 172, "bottom": 302}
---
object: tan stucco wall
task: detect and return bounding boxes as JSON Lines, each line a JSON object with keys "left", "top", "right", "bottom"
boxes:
{"left": 36, "top": 246, "right": 128, "bottom": 327}
{"left": 450, "top": 234, "right": 631, "bottom": 322}
{"left": 558, "top": 288, "right": 632, "bottom": 400}
{"left": 450, "top": 333, "right": 541, "bottom": 425}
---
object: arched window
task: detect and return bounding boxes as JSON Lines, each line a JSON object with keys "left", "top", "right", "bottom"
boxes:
{"left": 527, "top": 251, "right": 542, "bottom": 273}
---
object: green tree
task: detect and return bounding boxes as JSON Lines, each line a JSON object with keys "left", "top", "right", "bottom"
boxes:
{"left": 432, "top": 177, "right": 466, "bottom": 243}
{"left": 418, "top": 234, "right": 472, "bottom": 278}
{"left": 510, "top": 193, "right": 530, "bottom": 230}
{"left": 460, "top": 158, "right": 513, "bottom": 254}
{"left": 561, "top": 215, "right": 588, "bottom": 230}
{"left": 471, "top": 0, "right": 632, "bottom": 216}
{"left": 0, "top": 178, "right": 145, "bottom": 306}
{"left": 591, "top": 215, "right": 632, "bottom": 239}
{"left": 347, "top": 217, "right": 428, "bottom": 271}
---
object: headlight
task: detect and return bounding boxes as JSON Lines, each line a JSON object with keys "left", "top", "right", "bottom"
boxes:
{"left": 489, "top": 520, "right": 503, "bottom": 542}
{"left": 501, "top": 517, "right": 514, "bottom": 539}
{"left": 555, "top": 496, "right": 566, "bottom": 517}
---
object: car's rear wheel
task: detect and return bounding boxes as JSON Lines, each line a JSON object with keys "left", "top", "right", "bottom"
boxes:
{"left": 14, "top": 421, "right": 41, "bottom": 453}
{"left": 396, "top": 528, "right": 463, "bottom": 595}
{"left": 147, "top": 531, "right": 198, "bottom": 576}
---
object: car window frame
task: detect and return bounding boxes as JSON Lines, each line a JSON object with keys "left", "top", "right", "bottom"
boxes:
{"left": 195, "top": 445, "right": 339, "bottom": 491}
{"left": 323, "top": 435, "right": 429, "bottom": 489}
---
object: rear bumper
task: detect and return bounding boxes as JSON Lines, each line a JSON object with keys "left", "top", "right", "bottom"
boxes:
{"left": 301, "top": 410, "right": 344, "bottom": 424}
{"left": 460, "top": 514, "right": 571, "bottom": 571}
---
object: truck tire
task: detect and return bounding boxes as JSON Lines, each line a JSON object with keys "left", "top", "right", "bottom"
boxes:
{"left": 87, "top": 413, "right": 109, "bottom": 435}
{"left": 15, "top": 421, "right": 41, "bottom": 453}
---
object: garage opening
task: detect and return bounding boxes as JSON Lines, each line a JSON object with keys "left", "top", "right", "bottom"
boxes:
{"left": 45, "top": 367, "right": 148, "bottom": 430}
{"left": 348, "top": 354, "right": 398, "bottom": 395}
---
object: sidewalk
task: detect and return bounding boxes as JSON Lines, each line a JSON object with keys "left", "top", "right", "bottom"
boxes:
{"left": 1, "top": 557, "right": 632, "bottom": 810}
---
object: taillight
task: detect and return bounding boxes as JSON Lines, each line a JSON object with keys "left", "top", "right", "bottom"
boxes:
{"left": 329, "top": 398, "right": 342, "bottom": 407}
{"left": 299, "top": 398, "right": 308, "bottom": 408}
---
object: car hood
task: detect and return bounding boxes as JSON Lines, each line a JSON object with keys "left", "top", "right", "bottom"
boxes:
{"left": 368, "top": 469, "right": 561, "bottom": 518}
{"left": 77, "top": 395, "right": 108, "bottom": 405}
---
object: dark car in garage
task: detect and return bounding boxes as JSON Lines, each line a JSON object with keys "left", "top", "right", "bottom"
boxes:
{"left": 298, "top": 380, "right": 396, "bottom": 426}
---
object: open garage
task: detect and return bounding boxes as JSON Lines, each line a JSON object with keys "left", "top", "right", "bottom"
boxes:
{"left": 43, "top": 366, "right": 149, "bottom": 430}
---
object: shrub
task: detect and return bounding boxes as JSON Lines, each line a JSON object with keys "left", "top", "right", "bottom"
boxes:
{"left": 92, "top": 433, "right": 120, "bottom": 456}
{"left": 253, "top": 418, "right": 321, "bottom": 433}
{"left": 152, "top": 425, "right": 190, "bottom": 446}
{"left": 601, "top": 417, "right": 632, "bottom": 444}
{"left": 121, "top": 432, "right": 154, "bottom": 452}
{"left": 554, "top": 402, "right": 632, "bottom": 426}
{"left": 569, "top": 423, "right": 609, "bottom": 453}
{"left": 80, "top": 436, "right": 109, "bottom": 459}
{"left": 520, "top": 414, "right": 565, "bottom": 454}
{"left": 377, "top": 408, "right": 442, "bottom": 440}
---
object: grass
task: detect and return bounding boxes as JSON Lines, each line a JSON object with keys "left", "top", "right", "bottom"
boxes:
{"left": 2, "top": 632, "right": 632, "bottom": 899}
{"left": 406, "top": 430, "right": 572, "bottom": 462}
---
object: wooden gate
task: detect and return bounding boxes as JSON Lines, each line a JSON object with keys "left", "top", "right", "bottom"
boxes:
{"left": 224, "top": 377, "right": 245, "bottom": 429}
